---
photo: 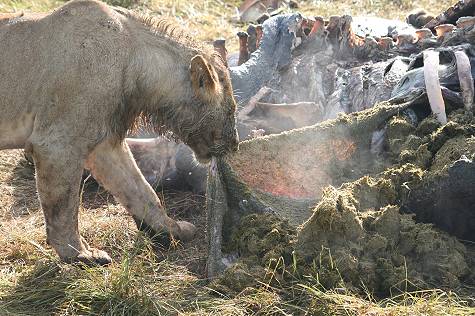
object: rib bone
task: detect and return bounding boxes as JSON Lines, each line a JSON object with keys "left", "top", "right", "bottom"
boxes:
{"left": 423, "top": 50, "right": 447, "bottom": 124}
{"left": 454, "top": 50, "right": 474, "bottom": 110}
{"left": 415, "top": 28, "right": 433, "bottom": 41}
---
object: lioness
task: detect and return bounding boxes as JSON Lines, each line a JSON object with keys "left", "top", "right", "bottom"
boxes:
{"left": 0, "top": 0, "right": 239, "bottom": 265}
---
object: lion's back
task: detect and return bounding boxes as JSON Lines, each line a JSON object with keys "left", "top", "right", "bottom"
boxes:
{"left": 0, "top": 0, "right": 134, "bottom": 118}
{"left": 0, "top": 0, "right": 134, "bottom": 76}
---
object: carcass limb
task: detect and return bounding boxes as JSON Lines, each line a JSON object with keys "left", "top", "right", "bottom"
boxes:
{"left": 424, "top": 50, "right": 447, "bottom": 124}
{"left": 256, "top": 101, "right": 323, "bottom": 127}
{"left": 237, "top": 86, "right": 272, "bottom": 120}
{"left": 125, "top": 137, "right": 158, "bottom": 149}
{"left": 454, "top": 50, "right": 474, "bottom": 110}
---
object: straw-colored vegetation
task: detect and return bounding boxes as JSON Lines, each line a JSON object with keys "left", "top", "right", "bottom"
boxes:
{"left": 1, "top": 0, "right": 473, "bottom": 315}
{"left": 0, "top": 0, "right": 453, "bottom": 50}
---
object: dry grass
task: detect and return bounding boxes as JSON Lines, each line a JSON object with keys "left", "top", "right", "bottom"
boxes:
{"left": 0, "top": 0, "right": 473, "bottom": 315}
{"left": 0, "top": 0, "right": 455, "bottom": 51}
{"left": 298, "top": 0, "right": 452, "bottom": 21}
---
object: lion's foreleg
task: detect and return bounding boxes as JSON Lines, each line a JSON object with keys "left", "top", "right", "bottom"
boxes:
{"left": 29, "top": 141, "right": 112, "bottom": 265}
{"left": 86, "top": 140, "right": 197, "bottom": 242}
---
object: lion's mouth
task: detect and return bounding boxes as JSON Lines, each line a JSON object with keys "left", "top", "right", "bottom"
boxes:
{"left": 188, "top": 140, "right": 212, "bottom": 162}
{"left": 189, "top": 139, "right": 229, "bottom": 164}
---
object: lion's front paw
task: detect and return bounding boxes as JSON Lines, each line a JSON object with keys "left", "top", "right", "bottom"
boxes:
{"left": 176, "top": 220, "right": 197, "bottom": 242}
{"left": 75, "top": 248, "right": 112, "bottom": 266}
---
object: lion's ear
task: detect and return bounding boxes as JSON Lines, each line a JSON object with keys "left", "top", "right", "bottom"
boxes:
{"left": 190, "top": 55, "right": 219, "bottom": 100}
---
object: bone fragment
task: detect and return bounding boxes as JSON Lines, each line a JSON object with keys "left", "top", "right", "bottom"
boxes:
{"left": 415, "top": 28, "right": 433, "bottom": 41}
{"left": 378, "top": 37, "right": 393, "bottom": 50}
{"left": 256, "top": 13, "right": 270, "bottom": 24}
{"left": 213, "top": 39, "right": 227, "bottom": 66}
{"left": 237, "top": 32, "right": 249, "bottom": 66}
{"left": 454, "top": 50, "right": 474, "bottom": 110}
{"left": 364, "top": 36, "right": 378, "bottom": 47}
{"left": 435, "top": 24, "right": 455, "bottom": 38}
{"left": 424, "top": 50, "right": 447, "bottom": 124}
{"left": 246, "top": 24, "right": 258, "bottom": 53}
{"left": 397, "top": 34, "right": 416, "bottom": 47}
{"left": 255, "top": 24, "right": 263, "bottom": 48}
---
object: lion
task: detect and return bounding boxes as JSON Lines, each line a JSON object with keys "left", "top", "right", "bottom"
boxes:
{"left": 0, "top": 0, "right": 239, "bottom": 265}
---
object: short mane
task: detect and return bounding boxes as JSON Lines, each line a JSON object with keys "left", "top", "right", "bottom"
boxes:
{"left": 108, "top": 6, "right": 226, "bottom": 141}
{"left": 113, "top": 7, "right": 216, "bottom": 59}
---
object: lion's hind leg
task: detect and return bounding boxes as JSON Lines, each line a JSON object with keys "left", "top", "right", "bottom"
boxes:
{"left": 29, "top": 141, "right": 112, "bottom": 265}
{"left": 86, "top": 140, "right": 197, "bottom": 243}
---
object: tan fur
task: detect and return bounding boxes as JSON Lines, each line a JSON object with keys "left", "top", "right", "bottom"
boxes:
{"left": 0, "top": 0, "right": 238, "bottom": 264}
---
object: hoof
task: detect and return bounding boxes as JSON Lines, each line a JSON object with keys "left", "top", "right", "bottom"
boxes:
{"left": 176, "top": 220, "right": 197, "bottom": 242}
{"left": 74, "top": 248, "right": 112, "bottom": 266}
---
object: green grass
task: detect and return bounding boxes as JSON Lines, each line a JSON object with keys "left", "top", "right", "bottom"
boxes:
{"left": 0, "top": 0, "right": 473, "bottom": 315}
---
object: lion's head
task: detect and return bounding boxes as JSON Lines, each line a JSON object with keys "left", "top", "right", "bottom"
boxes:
{"left": 158, "top": 53, "right": 239, "bottom": 163}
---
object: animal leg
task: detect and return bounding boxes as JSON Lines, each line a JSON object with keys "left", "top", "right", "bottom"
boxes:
{"left": 86, "top": 140, "right": 197, "bottom": 242}
{"left": 30, "top": 142, "right": 111, "bottom": 265}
